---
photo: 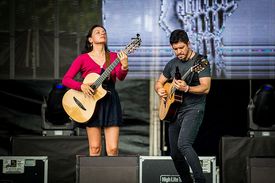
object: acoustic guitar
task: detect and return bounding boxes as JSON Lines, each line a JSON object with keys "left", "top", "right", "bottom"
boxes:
{"left": 159, "top": 58, "right": 209, "bottom": 121}
{"left": 62, "top": 34, "right": 141, "bottom": 123}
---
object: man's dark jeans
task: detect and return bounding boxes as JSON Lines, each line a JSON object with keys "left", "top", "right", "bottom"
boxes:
{"left": 168, "top": 103, "right": 206, "bottom": 183}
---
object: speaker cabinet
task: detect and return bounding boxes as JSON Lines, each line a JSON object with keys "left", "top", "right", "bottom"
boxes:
{"left": 76, "top": 156, "right": 139, "bottom": 183}
{"left": 247, "top": 157, "right": 275, "bottom": 183}
{"left": 220, "top": 136, "right": 275, "bottom": 183}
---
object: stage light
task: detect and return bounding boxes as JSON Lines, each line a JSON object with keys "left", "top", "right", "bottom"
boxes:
{"left": 248, "top": 84, "right": 275, "bottom": 132}
{"left": 253, "top": 84, "right": 275, "bottom": 127}
{"left": 41, "top": 81, "right": 75, "bottom": 136}
{"left": 44, "top": 83, "right": 68, "bottom": 125}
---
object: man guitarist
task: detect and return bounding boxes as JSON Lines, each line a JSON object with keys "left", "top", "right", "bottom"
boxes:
{"left": 62, "top": 25, "right": 128, "bottom": 156}
{"left": 155, "top": 29, "right": 211, "bottom": 183}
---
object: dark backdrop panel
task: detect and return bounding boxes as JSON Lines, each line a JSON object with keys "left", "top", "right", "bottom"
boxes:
{"left": 12, "top": 136, "right": 89, "bottom": 183}
{"left": 194, "top": 79, "right": 275, "bottom": 159}
{"left": 220, "top": 136, "right": 275, "bottom": 183}
{"left": 0, "top": 79, "right": 149, "bottom": 156}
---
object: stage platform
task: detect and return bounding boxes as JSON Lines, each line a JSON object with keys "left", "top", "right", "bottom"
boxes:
{"left": 4, "top": 135, "right": 275, "bottom": 183}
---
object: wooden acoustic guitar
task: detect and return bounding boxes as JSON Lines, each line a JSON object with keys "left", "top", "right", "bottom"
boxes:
{"left": 62, "top": 34, "right": 141, "bottom": 123}
{"left": 159, "top": 58, "right": 209, "bottom": 121}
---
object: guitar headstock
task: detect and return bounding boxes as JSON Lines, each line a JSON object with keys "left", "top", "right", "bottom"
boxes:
{"left": 191, "top": 58, "right": 209, "bottom": 73}
{"left": 124, "top": 34, "right": 142, "bottom": 54}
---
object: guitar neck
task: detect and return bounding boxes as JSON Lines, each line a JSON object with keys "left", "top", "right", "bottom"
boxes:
{"left": 181, "top": 68, "right": 192, "bottom": 81}
{"left": 89, "top": 34, "right": 141, "bottom": 90}
{"left": 92, "top": 57, "right": 121, "bottom": 89}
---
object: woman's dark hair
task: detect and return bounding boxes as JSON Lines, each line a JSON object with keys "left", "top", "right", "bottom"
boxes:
{"left": 82, "top": 24, "right": 108, "bottom": 53}
{"left": 169, "top": 29, "right": 189, "bottom": 45}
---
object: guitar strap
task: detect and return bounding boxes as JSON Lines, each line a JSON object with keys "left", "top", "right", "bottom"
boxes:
{"left": 105, "top": 51, "right": 110, "bottom": 68}
{"left": 104, "top": 51, "right": 111, "bottom": 81}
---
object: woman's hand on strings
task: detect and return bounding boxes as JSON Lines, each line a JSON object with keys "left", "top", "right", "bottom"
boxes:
{"left": 81, "top": 83, "right": 94, "bottom": 96}
{"left": 118, "top": 51, "right": 128, "bottom": 70}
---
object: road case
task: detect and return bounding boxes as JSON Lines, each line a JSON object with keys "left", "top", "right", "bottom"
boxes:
{"left": 139, "top": 156, "right": 217, "bottom": 183}
{"left": 0, "top": 156, "right": 48, "bottom": 183}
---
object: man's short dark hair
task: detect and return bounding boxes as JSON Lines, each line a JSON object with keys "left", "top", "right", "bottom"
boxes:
{"left": 169, "top": 29, "right": 189, "bottom": 45}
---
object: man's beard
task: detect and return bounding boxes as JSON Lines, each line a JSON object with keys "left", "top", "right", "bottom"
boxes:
{"left": 178, "top": 55, "right": 187, "bottom": 61}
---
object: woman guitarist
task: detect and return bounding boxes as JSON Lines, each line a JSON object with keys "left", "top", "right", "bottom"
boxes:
{"left": 62, "top": 25, "right": 128, "bottom": 156}
{"left": 155, "top": 29, "right": 211, "bottom": 183}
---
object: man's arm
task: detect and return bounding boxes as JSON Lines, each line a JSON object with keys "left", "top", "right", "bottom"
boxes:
{"left": 188, "top": 77, "right": 211, "bottom": 94}
{"left": 155, "top": 74, "right": 168, "bottom": 98}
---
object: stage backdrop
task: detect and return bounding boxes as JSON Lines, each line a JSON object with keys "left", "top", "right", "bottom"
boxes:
{"left": 103, "top": 0, "right": 275, "bottom": 79}
{"left": 1, "top": 0, "right": 274, "bottom": 80}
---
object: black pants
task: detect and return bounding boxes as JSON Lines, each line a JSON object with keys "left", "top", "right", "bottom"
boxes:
{"left": 168, "top": 103, "right": 206, "bottom": 183}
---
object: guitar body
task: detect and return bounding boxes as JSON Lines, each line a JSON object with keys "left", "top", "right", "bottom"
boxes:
{"left": 62, "top": 73, "right": 107, "bottom": 123}
{"left": 159, "top": 82, "right": 182, "bottom": 121}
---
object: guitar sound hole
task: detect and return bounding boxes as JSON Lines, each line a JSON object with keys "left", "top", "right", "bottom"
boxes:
{"left": 73, "top": 97, "right": 87, "bottom": 111}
